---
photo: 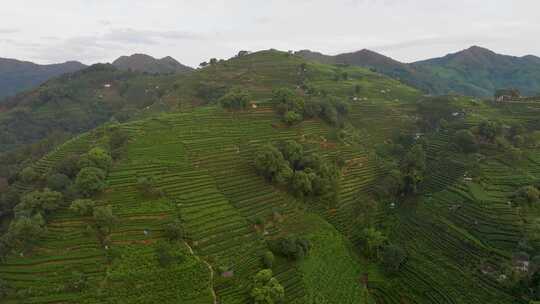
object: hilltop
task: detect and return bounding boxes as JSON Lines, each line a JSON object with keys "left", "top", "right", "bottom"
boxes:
{"left": 297, "top": 46, "right": 540, "bottom": 97}
{"left": 112, "top": 53, "right": 193, "bottom": 74}
{"left": 0, "top": 58, "right": 86, "bottom": 100}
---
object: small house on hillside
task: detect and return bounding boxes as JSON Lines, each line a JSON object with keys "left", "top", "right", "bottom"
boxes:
{"left": 494, "top": 88, "right": 520, "bottom": 102}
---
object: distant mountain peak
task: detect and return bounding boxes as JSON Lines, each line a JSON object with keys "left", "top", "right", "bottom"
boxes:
{"left": 112, "top": 53, "right": 193, "bottom": 74}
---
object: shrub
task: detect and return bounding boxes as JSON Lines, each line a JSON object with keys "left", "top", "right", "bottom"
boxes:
{"left": 263, "top": 251, "right": 275, "bottom": 269}
{"left": 163, "top": 219, "right": 184, "bottom": 241}
{"left": 75, "top": 167, "right": 106, "bottom": 197}
{"left": 283, "top": 111, "right": 302, "bottom": 125}
{"left": 64, "top": 271, "right": 87, "bottom": 292}
{"left": 155, "top": 241, "right": 184, "bottom": 266}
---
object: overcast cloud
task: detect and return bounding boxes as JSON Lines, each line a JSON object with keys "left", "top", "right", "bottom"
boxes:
{"left": 0, "top": 0, "right": 539, "bottom": 67}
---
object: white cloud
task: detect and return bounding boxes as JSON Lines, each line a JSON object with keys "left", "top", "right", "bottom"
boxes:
{"left": 0, "top": 0, "right": 538, "bottom": 65}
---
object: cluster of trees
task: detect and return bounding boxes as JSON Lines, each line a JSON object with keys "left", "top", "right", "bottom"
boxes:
{"left": 375, "top": 141, "right": 427, "bottom": 199}
{"left": 416, "top": 96, "right": 462, "bottom": 131}
{"left": 452, "top": 119, "right": 535, "bottom": 163}
{"left": 254, "top": 140, "right": 340, "bottom": 202}
{"left": 271, "top": 88, "right": 350, "bottom": 126}
{"left": 0, "top": 126, "right": 129, "bottom": 256}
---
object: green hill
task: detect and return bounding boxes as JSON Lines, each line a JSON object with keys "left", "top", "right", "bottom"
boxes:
{"left": 3, "top": 49, "right": 540, "bottom": 303}
{"left": 0, "top": 57, "right": 86, "bottom": 100}
{"left": 112, "top": 53, "right": 194, "bottom": 74}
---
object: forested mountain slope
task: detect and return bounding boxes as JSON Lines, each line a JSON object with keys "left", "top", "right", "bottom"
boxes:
{"left": 0, "top": 58, "right": 86, "bottom": 100}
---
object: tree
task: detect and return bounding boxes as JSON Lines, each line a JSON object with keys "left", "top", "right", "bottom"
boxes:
{"left": 209, "top": 58, "right": 218, "bottom": 65}
{"left": 219, "top": 88, "right": 251, "bottom": 110}
{"left": 479, "top": 120, "right": 501, "bottom": 142}
{"left": 46, "top": 173, "right": 71, "bottom": 192}
{"left": 279, "top": 140, "right": 304, "bottom": 169}
{"left": 75, "top": 167, "right": 106, "bottom": 197}
{"left": 254, "top": 146, "right": 292, "bottom": 185}
{"left": 283, "top": 111, "right": 302, "bottom": 125}
{"left": 86, "top": 147, "right": 113, "bottom": 172}
{"left": 291, "top": 170, "right": 314, "bottom": 197}
{"left": 163, "top": 219, "right": 184, "bottom": 241}
{"left": 272, "top": 88, "right": 304, "bottom": 116}
{"left": 92, "top": 205, "right": 117, "bottom": 236}
{"left": 136, "top": 176, "right": 162, "bottom": 197}
{"left": 70, "top": 199, "right": 95, "bottom": 216}
{"left": 237, "top": 50, "right": 250, "bottom": 57}
{"left": 381, "top": 244, "right": 407, "bottom": 274}
{"left": 269, "top": 236, "right": 311, "bottom": 260}
{"left": 362, "top": 227, "right": 386, "bottom": 259}
{"left": 54, "top": 154, "right": 81, "bottom": 178}
{"left": 250, "top": 269, "right": 285, "bottom": 304}
{"left": 6, "top": 214, "right": 46, "bottom": 248}
{"left": 109, "top": 128, "right": 129, "bottom": 149}
{"left": 400, "top": 144, "right": 426, "bottom": 194}
{"left": 16, "top": 188, "right": 63, "bottom": 217}
{"left": 454, "top": 129, "right": 478, "bottom": 153}
{"left": 374, "top": 169, "right": 404, "bottom": 200}
{"left": 19, "top": 167, "right": 38, "bottom": 183}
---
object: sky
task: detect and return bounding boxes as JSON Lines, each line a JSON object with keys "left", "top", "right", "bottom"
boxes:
{"left": 0, "top": 0, "right": 539, "bottom": 67}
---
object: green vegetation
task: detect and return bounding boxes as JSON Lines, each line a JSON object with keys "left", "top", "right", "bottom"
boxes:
{"left": 5, "top": 48, "right": 540, "bottom": 304}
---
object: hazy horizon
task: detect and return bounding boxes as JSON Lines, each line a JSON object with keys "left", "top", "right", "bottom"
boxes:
{"left": 1, "top": 0, "right": 539, "bottom": 67}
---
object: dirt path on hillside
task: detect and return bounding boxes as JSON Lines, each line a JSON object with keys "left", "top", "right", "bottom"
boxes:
{"left": 184, "top": 241, "right": 217, "bottom": 304}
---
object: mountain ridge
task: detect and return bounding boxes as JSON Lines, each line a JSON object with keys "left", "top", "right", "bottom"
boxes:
{"left": 0, "top": 57, "right": 87, "bottom": 100}
{"left": 297, "top": 46, "right": 540, "bottom": 97}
